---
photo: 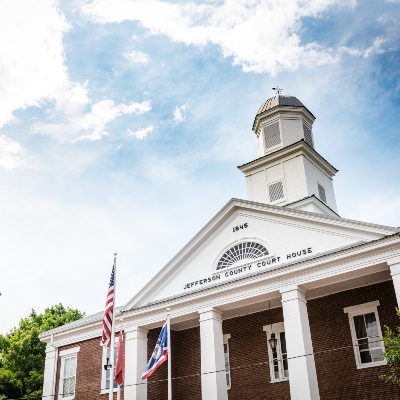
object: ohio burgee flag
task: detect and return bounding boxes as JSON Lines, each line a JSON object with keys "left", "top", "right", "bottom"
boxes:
{"left": 141, "top": 319, "right": 168, "bottom": 379}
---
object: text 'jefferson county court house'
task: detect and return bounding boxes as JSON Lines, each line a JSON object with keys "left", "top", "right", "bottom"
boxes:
{"left": 41, "top": 94, "right": 400, "bottom": 400}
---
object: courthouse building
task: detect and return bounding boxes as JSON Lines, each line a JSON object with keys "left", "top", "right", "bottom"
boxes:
{"left": 41, "top": 95, "right": 400, "bottom": 399}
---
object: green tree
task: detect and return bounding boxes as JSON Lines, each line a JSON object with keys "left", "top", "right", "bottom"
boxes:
{"left": 0, "top": 304, "right": 84, "bottom": 399}
{"left": 381, "top": 308, "right": 400, "bottom": 385}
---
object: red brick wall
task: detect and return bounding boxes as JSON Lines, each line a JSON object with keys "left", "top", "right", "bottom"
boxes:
{"left": 55, "top": 336, "right": 124, "bottom": 400}
{"left": 54, "top": 280, "right": 400, "bottom": 399}
{"left": 147, "top": 281, "right": 400, "bottom": 400}
{"left": 308, "top": 280, "right": 400, "bottom": 400}
{"left": 223, "top": 307, "right": 291, "bottom": 400}
{"left": 147, "top": 327, "right": 202, "bottom": 400}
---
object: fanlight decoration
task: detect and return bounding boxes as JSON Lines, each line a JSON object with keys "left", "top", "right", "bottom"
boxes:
{"left": 216, "top": 241, "right": 269, "bottom": 270}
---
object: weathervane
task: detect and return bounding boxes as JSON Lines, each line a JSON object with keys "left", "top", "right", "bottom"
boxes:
{"left": 272, "top": 86, "right": 283, "bottom": 95}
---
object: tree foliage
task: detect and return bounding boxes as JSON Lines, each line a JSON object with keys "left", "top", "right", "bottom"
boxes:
{"left": 0, "top": 304, "right": 84, "bottom": 399}
{"left": 381, "top": 308, "right": 400, "bottom": 385}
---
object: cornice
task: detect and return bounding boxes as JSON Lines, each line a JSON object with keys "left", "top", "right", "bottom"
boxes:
{"left": 39, "top": 232, "right": 400, "bottom": 346}
{"left": 237, "top": 140, "right": 338, "bottom": 177}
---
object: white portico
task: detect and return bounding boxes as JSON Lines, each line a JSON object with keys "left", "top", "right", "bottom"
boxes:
{"left": 40, "top": 95, "right": 400, "bottom": 400}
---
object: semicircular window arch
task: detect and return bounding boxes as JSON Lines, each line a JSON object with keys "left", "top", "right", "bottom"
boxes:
{"left": 216, "top": 241, "right": 269, "bottom": 271}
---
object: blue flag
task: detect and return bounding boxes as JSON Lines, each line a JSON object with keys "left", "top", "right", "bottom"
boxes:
{"left": 141, "top": 319, "right": 168, "bottom": 380}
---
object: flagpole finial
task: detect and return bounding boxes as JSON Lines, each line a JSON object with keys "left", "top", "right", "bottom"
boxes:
{"left": 114, "top": 252, "right": 117, "bottom": 256}
{"left": 167, "top": 308, "right": 170, "bottom": 312}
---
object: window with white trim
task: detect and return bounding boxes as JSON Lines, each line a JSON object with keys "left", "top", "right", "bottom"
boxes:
{"left": 223, "top": 334, "right": 231, "bottom": 389}
{"left": 344, "top": 301, "right": 386, "bottom": 369}
{"left": 58, "top": 347, "right": 80, "bottom": 400}
{"left": 263, "top": 322, "right": 288, "bottom": 382}
{"left": 100, "top": 340, "right": 118, "bottom": 394}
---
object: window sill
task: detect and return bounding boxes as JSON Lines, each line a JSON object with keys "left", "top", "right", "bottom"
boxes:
{"left": 270, "top": 378, "right": 289, "bottom": 384}
{"left": 356, "top": 360, "right": 387, "bottom": 370}
{"left": 100, "top": 388, "right": 118, "bottom": 395}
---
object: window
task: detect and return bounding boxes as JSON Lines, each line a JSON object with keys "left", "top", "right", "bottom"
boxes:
{"left": 264, "top": 122, "right": 281, "bottom": 150}
{"left": 100, "top": 341, "right": 118, "bottom": 394}
{"left": 223, "top": 334, "right": 231, "bottom": 389}
{"left": 317, "top": 182, "right": 327, "bottom": 204}
{"left": 216, "top": 241, "right": 269, "bottom": 270}
{"left": 344, "top": 301, "right": 386, "bottom": 369}
{"left": 263, "top": 322, "right": 289, "bottom": 382}
{"left": 58, "top": 347, "right": 80, "bottom": 400}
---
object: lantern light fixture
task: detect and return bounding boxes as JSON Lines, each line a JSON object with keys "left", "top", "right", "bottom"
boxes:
{"left": 268, "top": 332, "right": 278, "bottom": 351}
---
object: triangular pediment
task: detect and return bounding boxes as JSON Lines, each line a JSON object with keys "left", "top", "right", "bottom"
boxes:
{"left": 122, "top": 199, "right": 397, "bottom": 311}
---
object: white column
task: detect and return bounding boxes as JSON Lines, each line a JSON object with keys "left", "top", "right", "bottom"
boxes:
{"left": 199, "top": 307, "right": 228, "bottom": 400}
{"left": 42, "top": 345, "right": 57, "bottom": 400}
{"left": 389, "top": 258, "right": 400, "bottom": 306}
{"left": 280, "top": 286, "right": 320, "bottom": 400}
{"left": 124, "top": 326, "right": 148, "bottom": 400}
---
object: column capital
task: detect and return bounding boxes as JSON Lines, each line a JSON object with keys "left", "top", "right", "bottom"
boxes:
{"left": 280, "top": 285, "right": 307, "bottom": 303}
{"left": 45, "top": 344, "right": 57, "bottom": 354}
{"left": 125, "top": 325, "right": 148, "bottom": 340}
{"left": 388, "top": 257, "right": 400, "bottom": 270}
{"left": 198, "top": 306, "right": 222, "bottom": 322}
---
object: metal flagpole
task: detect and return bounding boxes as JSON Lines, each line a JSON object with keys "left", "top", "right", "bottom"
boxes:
{"left": 167, "top": 307, "right": 172, "bottom": 400}
{"left": 109, "top": 253, "right": 117, "bottom": 400}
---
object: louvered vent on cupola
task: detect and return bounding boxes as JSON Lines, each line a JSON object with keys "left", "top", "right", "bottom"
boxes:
{"left": 303, "top": 121, "right": 314, "bottom": 148}
{"left": 264, "top": 122, "right": 281, "bottom": 150}
{"left": 317, "top": 182, "right": 327, "bottom": 203}
{"left": 268, "top": 181, "right": 284, "bottom": 202}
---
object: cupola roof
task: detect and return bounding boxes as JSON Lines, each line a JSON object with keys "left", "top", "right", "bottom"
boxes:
{"left": 252, "top": 94, "right": 315, "bottom": 132}
{"left": 256, "top": 95, "right": 304, "bottom": 115}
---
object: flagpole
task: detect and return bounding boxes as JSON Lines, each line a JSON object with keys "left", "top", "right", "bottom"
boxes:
{"left": 167, "top": 308, "right": 172, "bottom": 400}
{"left": 109, "top": 253, "right": 117, "bottom": 400}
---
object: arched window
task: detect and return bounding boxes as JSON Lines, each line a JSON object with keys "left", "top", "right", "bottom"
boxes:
{"left": 216, "top": 242, "right": 269, "bottom": 270}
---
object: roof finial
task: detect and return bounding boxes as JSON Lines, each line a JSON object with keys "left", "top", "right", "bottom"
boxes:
{"left": 272, "top": 86, "right": 282, "bottom": 95}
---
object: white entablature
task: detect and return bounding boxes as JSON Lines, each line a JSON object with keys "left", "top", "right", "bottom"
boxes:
{"left": 240, "top": 95, "right": 338, "bottom": 216}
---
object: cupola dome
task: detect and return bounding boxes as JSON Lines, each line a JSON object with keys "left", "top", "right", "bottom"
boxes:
{"left": 252, "top": 94, "right": 316, "bottom": 157}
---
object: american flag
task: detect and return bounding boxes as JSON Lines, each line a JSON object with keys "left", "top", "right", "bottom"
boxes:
{"left": 101, "top": 265, "right": 115, "bottom": 347}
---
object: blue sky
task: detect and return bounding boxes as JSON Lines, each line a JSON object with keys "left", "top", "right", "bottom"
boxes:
{"left": 0, "top": 0, "right": 399, "bottom": 333}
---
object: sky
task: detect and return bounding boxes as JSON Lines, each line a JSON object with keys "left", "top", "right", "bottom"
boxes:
{"left": 0, "top": 0, "right": 399, "bottom": 334}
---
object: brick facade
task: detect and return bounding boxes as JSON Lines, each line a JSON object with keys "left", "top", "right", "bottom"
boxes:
{"left": 308, "top": 280, "right": 400, "bottom": 400}
{"left": 147, "top": 326, "right": 202, "bottom": 400}
{"left": 55, "top": 337, "right": 123, "bottom": 400}
{"left": 54, "top": 280, "right": 400, "bottom": 399}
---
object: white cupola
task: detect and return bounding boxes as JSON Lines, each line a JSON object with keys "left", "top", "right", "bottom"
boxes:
{"left": 238, "top": 94, "right": 339, "bottom": 217}
{"left": 253, "top": 95, "right": 315, "bottom": 157}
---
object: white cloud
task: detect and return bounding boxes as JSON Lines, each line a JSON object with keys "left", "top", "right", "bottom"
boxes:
{"left": 0, "top": 0, "right": 150, "bottom": 142}
{"left": 81, "top": 0, "right": 356, "bottom": 75}
{"left": 173, "top": 104, "right": 188, "bottom": 123}
{"left": 31, "top": 100, "right": 152, "bottom": 142}
{"left": 128, "top": 125, "right": 155, "bottom": 139}
{"left": 123, "top": 50, "right": 150, "bottom": 65}
{"left": 0, "top": 0, "right": 73, "bottom": 128}
{"left": 0, "top": 136, "right": 26, "bottom": 170}
{"left": 339, "top": 37, "right": 387, "bottom": 58}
